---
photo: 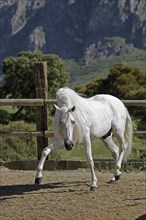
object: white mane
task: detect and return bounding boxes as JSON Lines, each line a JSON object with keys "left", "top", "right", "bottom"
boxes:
{"left": 56, "top": 87, "right": 89, "bottom": 144}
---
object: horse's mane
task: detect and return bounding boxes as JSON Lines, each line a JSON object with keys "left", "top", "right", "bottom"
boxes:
{"left": 56, "top": 87, "right": 85, "bottom": 106}
{"left": 56, "top": 87, "right": 89, "bottom": 144}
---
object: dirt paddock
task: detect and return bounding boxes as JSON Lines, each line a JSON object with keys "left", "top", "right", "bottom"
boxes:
{"left": 0, "top": 166, "right": 146, "bottom": 220}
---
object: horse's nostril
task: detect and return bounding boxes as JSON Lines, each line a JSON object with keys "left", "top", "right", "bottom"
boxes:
{"left": 66, "top": 146, "right": 72, "bottom": 151}
{"left": 64, "top": 140, "right": 73, "bottom": 150}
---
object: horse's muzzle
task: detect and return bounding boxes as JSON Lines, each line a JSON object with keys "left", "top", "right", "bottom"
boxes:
{"left": 64, "top": 140, "right": 73, "bottom": 151}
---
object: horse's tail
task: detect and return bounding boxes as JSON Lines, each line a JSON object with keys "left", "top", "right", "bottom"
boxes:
{"left": 124, "top": 109, "right": 133, "bottom": 161}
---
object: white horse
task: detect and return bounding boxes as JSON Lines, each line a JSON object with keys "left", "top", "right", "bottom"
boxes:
{"left": 35, "top": 87, "right": 132, "bottom": 191}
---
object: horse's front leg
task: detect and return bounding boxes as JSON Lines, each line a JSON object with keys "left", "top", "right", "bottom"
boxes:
{"left": 35, "top": 139, "right": 63, "bottom": 184}
{"left": 84, "top": 137, "right": 97, "bottom": 192}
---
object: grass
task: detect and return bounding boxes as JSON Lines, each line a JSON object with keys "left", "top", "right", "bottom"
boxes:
{"left": 130, "top": 137, "right": 146, "bottom": 159}
{"left": 49, "top": 141, "right": 111, "bottom": 161}
{"left": 49, "top": 137, "right": 146, "bottom": 161}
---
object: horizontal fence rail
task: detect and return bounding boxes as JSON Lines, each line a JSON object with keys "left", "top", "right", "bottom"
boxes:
{"left": 0, "top": 99, "right": 146, "bottom": 137}
{"left": 0, "top": 99, "right": 146, "bottom": 106}
{"left": 122, "top": 100, "right": 146, "bottom": 106}
{"left": 0, "top": 130, "right": 54, "bottom": 137}
{"left": 0, "top": 130, "right": 145, "bottom": 137}
{"left": 0, "top": 99, "right": 57, "bottom": 106}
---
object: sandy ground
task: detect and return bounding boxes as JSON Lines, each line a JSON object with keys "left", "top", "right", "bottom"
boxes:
{"left": 0, "top": 166, "right": 146, "bottom": 220}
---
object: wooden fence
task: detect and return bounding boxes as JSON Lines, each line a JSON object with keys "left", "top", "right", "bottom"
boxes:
{"left": 0, "top": 62, "right": 146, "bottom": 159}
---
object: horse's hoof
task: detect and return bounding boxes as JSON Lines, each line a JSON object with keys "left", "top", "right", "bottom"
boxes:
{"left": 90, "top": 186, "right": 98, "bottom": 192}
{"left": 108, "top": 174, "right": 121, "bottom": 184}
{"left": 107, "top": 179, "right": 116, "bottom": 184}
{"left": 115, "top": 175, "right": 121, "bottom": 181}
{"left": 35, "top": 177, "right": 43, "bottom": 184}
{"left": 107, "top": 176, "right": 116, "bottom": 184}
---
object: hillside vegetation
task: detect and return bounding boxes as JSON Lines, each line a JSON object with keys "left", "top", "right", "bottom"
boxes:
{"left": 65, "top": 41, "right": 145, "bottom": 86}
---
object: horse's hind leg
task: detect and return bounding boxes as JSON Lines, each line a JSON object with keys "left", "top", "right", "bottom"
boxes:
{"left": 102, "top": 135, "right": 121, "bottom": 181}
{"left": 116, "top": 133, "right": 128, "bottom": 171}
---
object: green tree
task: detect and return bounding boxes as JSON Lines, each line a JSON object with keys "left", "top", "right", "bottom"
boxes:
{"left": 75, "top": 77, "right": 102, "bottom": 97}
{"left": 127, "top": 88, "right": 146, "bottom": 130}
{"left": 100, "top": 64, "right": 146, "bottom": 130}
{"left": 0, "top": 51, "right": 69, "bottom": 121}
{"left": 1, "top": 51, "right": 69, "bottom": 98}
{"left": 100, "top": 63, "right": 146, "bottom": 99}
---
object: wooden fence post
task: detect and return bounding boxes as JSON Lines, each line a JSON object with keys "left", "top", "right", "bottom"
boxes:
{"left": 35, "top": 62, "right": 48, "bottom": 160}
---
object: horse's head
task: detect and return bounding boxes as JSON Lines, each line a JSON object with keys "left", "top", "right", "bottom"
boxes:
{"left": 54, "top": 104, "right": 76, "bottom": 150}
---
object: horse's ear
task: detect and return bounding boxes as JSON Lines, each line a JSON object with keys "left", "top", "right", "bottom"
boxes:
{"left": 54, "top": 104, "right": 61, "bottom": 111}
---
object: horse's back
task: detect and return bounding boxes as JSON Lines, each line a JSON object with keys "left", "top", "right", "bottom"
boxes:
{"left": 89, "top": 94, "right": 127, "bottom": 122}
{"left": 89, "top": 94, "right": 125, "bottom": 109}
{"left": 88, "top": 94, "right": 127, "bottom": 137}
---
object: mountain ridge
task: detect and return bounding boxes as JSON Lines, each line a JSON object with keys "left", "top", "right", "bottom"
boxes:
{"left": 0, "top": 0, "right": 146, "bottom": 79}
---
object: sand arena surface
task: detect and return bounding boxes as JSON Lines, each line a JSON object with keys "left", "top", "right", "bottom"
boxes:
{"left": 0, "top": 167, "right": 146, "bottom": 220}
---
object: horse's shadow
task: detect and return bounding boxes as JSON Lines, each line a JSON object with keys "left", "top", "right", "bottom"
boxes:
{"left": 0, "top": 181, "right": 88, "bottom": 199}
{"left": 135, "top": 213, "right": 146, "bottom": 220}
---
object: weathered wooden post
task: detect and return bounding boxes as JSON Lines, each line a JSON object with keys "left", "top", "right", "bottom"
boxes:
{"left": 35, "top": 62, "right": 48, "bottom": 159}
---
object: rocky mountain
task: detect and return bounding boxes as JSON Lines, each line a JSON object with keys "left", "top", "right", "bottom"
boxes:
{"left": 0, "top": 0, "right": 146, "bottom": 68}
